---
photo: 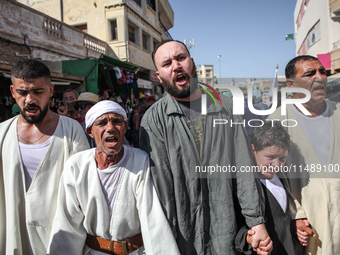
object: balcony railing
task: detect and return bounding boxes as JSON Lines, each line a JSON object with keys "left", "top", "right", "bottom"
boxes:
{"left": 84, "top": 34, "right": 106, "bottom": 54}
{"left": 43, "top": 18, "right": 62, "bottom": 38}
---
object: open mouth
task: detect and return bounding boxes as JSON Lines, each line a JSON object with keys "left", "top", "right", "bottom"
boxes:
{"left": 176, "top": 73, "right": 187, "bottom": 86}
{"left": 313, "top": 85, "right": 326, "bottom": 93}
{"left": 105, "top": 136, "right": 118, "bottom": 146}
{"left": 25, "top": 107, "right": 39, "bottom": 116}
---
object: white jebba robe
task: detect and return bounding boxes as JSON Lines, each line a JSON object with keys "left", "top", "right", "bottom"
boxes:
{"left": 47, "top": 147, "right": 180, "bottom": 255}
{"left": 0, "top": 116, "right": 89, "bottom": 255}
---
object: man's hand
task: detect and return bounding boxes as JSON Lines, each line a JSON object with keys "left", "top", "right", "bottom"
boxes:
{"left": 246, "top": 228, "right": 273, "bottom": 255}
{"left": 250, "top": 223, "right": 269, "bottom": 248}
{"left": 294, "top": 219, "right": 315, "bottom": 246}
{"left": 57, "top": 105, "right": 68, "bottom": 116}
{"left": 246, "top": 229, "right": 255, "bottom": 245}
{"left": 249, "top": 223, "right": 273, "bottom": 254}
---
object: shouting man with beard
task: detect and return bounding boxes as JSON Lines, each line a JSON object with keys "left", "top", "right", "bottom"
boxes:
{"left": 0, "top": 59, "right": 89, "bottom": 254}
{"left": 140, "top": 40, "right": 272, "bottom": 255}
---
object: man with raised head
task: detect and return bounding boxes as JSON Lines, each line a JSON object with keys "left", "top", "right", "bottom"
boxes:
{"left": 0, "top": 59, "right": 89, "bottom": 254}
{"left": 270, "top": 55, "right": 340, "bottom": 255}
{"left": 140, "top": 39, "right": 272, "bottom": 255}
{"left": 47, "top": 100, "right": 179, "bottom": 255}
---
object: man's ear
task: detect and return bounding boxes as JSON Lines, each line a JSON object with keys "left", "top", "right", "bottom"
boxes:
{"left": 10, "top": 85, "right": 15, "bottom": 99}
{"left": 156, "top": 71, "right": 162, "bottom": 83}
{"left": 86, "top": 127, "right": 94, "bottom": 138}
{"left": 250, "top": 144, "right": 256, "bottom": 157}
{"left": 286, "top": 79, "right": 295, "bottom": 88}
{"left": 49, "top": 84, "right": 55, "bottom": 97}
{"left": 123, "top": 120, "right": 128, "bottom": 132}
{"left": 192, "top": 58, "right": 196, "bottom": 67}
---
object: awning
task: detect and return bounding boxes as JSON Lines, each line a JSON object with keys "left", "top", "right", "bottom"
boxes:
{"left": 318, "top": 53, "right": 331, "bottom": 70}
{"left": 62, "top": 54, "right": 139, "bottom": 94}
{"left": 99, "top": 54, "right": 139, "bottom": 72}
{"left": 138, "top": 79, "right": 153, "bottom": 89}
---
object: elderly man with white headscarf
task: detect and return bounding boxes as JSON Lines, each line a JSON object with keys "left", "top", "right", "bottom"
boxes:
{"left": 47, "top": 100, "right": 180, "bottom": 255}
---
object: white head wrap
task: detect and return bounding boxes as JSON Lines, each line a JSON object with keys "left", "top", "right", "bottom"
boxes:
{"left": 85, "top": 100, "right": 127, "bottom": 128}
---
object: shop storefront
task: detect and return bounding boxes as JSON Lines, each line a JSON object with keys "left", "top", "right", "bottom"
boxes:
{"left": 62, "top": 54, "right": 139, "bottom": 112}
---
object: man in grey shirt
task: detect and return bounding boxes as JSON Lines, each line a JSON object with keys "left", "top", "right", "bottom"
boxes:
{"left": 140, "top": 40, "right": 272, "bottom": 255}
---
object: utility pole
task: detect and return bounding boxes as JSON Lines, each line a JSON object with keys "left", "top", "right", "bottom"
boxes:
{"left": 218, "top": 55, "right": 221, "bottom": 84}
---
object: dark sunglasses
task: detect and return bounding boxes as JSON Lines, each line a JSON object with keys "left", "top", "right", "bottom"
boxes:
{"left": 74, "top": 103, "right": 90, "bottom": 111}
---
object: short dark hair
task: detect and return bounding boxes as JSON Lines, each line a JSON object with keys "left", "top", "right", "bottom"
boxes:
{"left": 285, "top": 55, "right": 319, "bottom": 79}
{"left": 139, "top": 97, "right": 150, "bottom": 106}
{"left": 251, "top": 121, "right": 290, "bottom": 152}
{"left": 11, "top": 59, "right": 51, "bottom": 82}
{"left": 151, "top": 39, "right": 191, "bottom": 70}
{"left": 63, "top": 89, "right": 79, "bottom": 99}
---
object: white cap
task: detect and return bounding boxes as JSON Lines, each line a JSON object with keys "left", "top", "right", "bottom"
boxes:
{"left": 85, "top": 100, "right": 127, "bottom": 128}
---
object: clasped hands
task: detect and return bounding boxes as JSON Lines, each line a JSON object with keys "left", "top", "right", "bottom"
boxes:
{"left": 246, "top": 223, "right": 273, "bottom": 255}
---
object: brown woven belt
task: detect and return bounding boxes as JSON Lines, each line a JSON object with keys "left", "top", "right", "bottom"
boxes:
{"left": 86, "top": 233, "right": 143, "bottom": 255}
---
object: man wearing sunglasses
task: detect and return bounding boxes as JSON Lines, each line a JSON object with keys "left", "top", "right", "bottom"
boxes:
{"left": 69, "top": 92, "right": 99, "bottom": 148}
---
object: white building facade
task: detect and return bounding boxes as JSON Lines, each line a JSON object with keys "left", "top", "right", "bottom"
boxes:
{"left": 294, "top": 0, "right": 340, "bottom": 74}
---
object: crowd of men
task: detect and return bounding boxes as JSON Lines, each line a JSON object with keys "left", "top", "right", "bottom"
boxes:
{"left": 0, "top": 39, "right": 338, "bottom": 255}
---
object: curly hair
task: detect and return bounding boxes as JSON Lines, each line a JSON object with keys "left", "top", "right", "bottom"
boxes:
{"left": 251, "top": 121, "right": 290, "bottom": 152}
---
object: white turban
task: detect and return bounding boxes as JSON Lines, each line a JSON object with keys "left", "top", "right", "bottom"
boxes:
{"left": 85, "top": 100, "right": 127, "bottom": 128}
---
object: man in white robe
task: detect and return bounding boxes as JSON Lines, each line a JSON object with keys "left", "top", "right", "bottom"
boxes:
{"left": 270, "top": 55, "right": 340, "bottom": 255}
{"left": 47, "top": 100, "right": 180, "bottom": 255}
{"left": 0, "top": 59, "right": 89, "bottom": 254}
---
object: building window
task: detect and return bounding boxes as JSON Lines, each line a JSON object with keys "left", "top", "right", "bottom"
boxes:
{"left": 132, "top": 0, "right": 141, "bottom": 7}
{"left": 306, "top": 21, "right": 321, "bottom": 51}
{"left": 147, "top": 0, "right": 156, "bottom": 11}
{"left": 110, "top": 20, "right": 117, "bottom": 40}
{"left": 142, "top": 34, "right": 147, "bottom": 50}
{"left": 153, "top": 39, "right": 159, "bottom": 50}
{"left": 74, "top": 23, "right": 88, "bottom": 33}
{"left": 128, "top": 25, "right": 136, "bottom": 43}
{"left": 142, "top": 33, "right": 150, "bottom": 51}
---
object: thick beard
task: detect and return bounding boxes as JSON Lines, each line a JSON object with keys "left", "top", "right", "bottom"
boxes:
{"left": 19, "top": 103, "right": 49, "bottom": 124}
{"left": 160, "top": 65, "right": 198, "bottom": 99}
